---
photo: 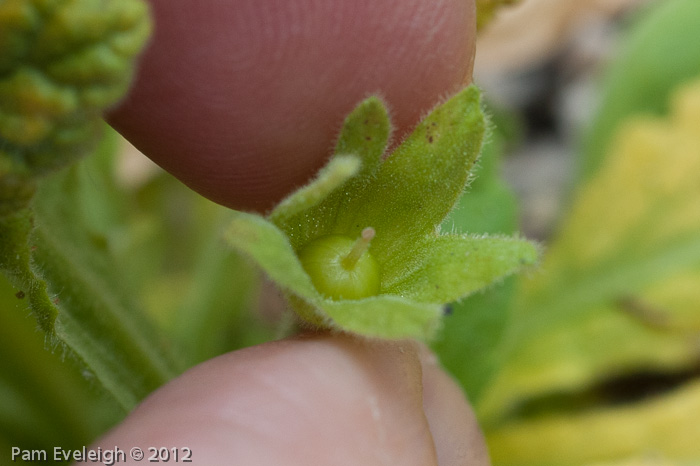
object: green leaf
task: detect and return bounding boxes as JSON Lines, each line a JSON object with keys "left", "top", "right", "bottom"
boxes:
{"left": 479, "top": 80, "right": 700, "bottom": 463}
{"left": 432, "top": 277, "right": 518, "bottom": 403}
{"left": 0, "top": 274, "right": 122, "bottom": 451}
{"left": 387, "top": 234, "right": 537, "bottom": 304}
{"left": 580, "top": 0, "right": 700, "bottom": 180}
{"left": 0, "top": 1, "right": 184, "bottom": 411}
{"left": 1, "top": 131, "right": 180, "bottom": 411}
{"left": 30, "top": 163, "right": 180, "bottom": 410}
{"left": 169, "top": 215, "right": 271, "bottom": 368}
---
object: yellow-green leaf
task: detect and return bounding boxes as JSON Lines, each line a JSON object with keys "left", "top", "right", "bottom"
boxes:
{"left": 581, "top": 0, "right": 700, "bottom": 179}
{"left": 480, "top": 79, "right": 700, "bottom": 464}
{"left": 488, "top": 380, "right": 700, "bottom": 466}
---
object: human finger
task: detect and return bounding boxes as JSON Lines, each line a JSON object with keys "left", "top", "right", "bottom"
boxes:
{"left": 108, "top": 0, "right": 477, "bottom": 211}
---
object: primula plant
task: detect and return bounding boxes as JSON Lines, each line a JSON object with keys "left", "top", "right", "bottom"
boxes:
{"left": 4, "top": 0, "right": 700, "bottom": 464}
{"left": 225, "top": 86, "right": 537, "bottom": 340}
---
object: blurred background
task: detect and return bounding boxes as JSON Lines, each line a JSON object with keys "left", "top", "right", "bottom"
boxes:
{"left": 476, "top": 0, "right": 650, "bottom": 241}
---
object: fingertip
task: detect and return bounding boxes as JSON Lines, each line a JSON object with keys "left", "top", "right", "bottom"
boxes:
{"left": 94, "top": 335, "right": 439, "bottom": 465}
{"left": 109, "top": 0, "right": 477, "bottom": 211}
{"left": 419, "top": 344, "right": 491, "bottom": 466}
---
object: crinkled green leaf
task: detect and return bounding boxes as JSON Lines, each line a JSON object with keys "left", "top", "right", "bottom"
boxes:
{"left": 0, "top": 274, "right": 122, "bottom": 450}
{"left": 2, "top": 130, "right": 180, "bottom": 411}
{"left": 480, "top": 80, "right": 700, "bottom": 464}
{"left": 387, "top": 234, "right": 537, "bottom": 304}
{"left": 30, "top": 156, "right": 180, "bottom": 410}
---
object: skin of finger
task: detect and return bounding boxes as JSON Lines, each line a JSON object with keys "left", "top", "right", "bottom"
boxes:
{"left": 94, "top": 335, "right": 442, "bottom": 465}
{"left": 420, "top": 346, "right": 491, "bottom": 466}
{"left": 108, "top": 0, "right": 476, "bottom": 212}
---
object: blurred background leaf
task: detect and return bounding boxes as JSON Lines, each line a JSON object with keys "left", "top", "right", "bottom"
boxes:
{"left": 478, "top": 46, "right": 700, "bottom": 466}
{"left": 580, "top": 0, "right": 700, "bottom": 179}
{"left": 476, "top": 0, "right": 520, "bottom": 30}
{"left": 0, "top": 126, "right": 277, "bottom": 455}
{"left": 26, "top": 127, "right": 181, "bottom": 410}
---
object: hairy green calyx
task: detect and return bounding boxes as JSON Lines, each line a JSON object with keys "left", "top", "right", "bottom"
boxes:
{"left": 225, "top": 86, "right": 538, "bottom": 340}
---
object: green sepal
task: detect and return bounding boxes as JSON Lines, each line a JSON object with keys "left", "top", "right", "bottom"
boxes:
{"left": 321, "top": 296, "right": 443, "bottom": 340}
{"left": 226, "top": 211, "right": 443, "bottom": 339}
{"left": 387, "top": 234, "right": 539, "bottom": 303}
{"left": 226, "top": 211, "right": 319, "bottom": 302}
{"left": 269, "top": 155, "right": 360, "bottom": 224}
{"left": 272, "top": 95, "right": 391, "bottom": 249}
{"left": 333, "top": 96, "right": 390, "bottom": 180}
{"left": 332, "top": 86, "right": 486, "bottom": 280}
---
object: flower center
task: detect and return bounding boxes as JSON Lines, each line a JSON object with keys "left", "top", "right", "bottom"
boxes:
{"left": 298, "top": 228, "right": 380, "bottom": 300}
